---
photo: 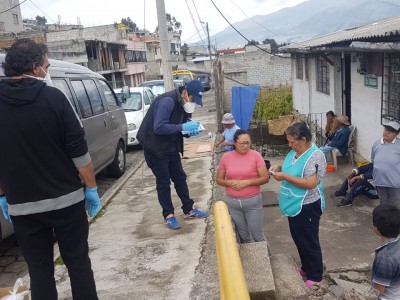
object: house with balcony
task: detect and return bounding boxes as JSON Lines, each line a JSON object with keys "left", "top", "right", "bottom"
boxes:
{"left": 281, "top": 15, "right": 400, "bottom": 161}
{"left": 45, "top": 24, "right": 146, "bottom": 88}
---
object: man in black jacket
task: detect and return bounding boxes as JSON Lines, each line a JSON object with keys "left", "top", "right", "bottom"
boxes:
{"left": 137, "top": 80, "right": 208, "bottom": 230}
{"left": 0, "top": 39, "right": 99, "bottom": 299}
{"left": 332, "top": 163, "right": 379, "bottom": 207}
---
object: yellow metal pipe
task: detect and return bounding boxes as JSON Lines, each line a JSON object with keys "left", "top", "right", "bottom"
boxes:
{"left": 214, "top": 201, "right": 250, "bottom": 300}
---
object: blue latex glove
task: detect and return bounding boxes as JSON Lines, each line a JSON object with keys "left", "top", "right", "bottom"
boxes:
{"left": 85, "top": 187, "right": 101, "bottom": 217}
{"left": 0, "top": 195, "right": 11, "bottom": 221}
{"left": 189, "top": 128, "right": 200, "bottom": 137}
{"left": 182, "top": 121, "right": 200, "bottom": 132}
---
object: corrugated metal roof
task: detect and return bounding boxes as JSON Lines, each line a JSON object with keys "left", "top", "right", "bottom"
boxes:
{"left": 282, "top": 15, "right": 400, "bottom": 51}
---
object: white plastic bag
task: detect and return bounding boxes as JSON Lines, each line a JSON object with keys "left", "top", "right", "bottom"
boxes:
{"left": 1, "top": 278, "right": 30, "bottom": 300}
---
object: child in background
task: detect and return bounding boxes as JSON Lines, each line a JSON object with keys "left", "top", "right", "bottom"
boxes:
{"left": 371, "top": 204, "right": 400, "bottom": 299}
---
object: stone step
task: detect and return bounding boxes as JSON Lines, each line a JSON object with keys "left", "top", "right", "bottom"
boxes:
{"left": 239, "top": 241, "right": 276, "bottom": 299}
{"left": 270, "top": 254, "right": 308, "bottom": 300}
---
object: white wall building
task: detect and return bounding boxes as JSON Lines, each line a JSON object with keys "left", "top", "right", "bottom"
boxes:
{"left": 281, "top": 15, "right": 400, "bottom": 161}
{"left": 0, "top": 0, "right": 24, "bottom": 34}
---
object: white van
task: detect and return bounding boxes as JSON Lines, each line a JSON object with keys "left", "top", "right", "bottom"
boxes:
{"left": 0, "top": 54, "right": 128, "bottom": 240}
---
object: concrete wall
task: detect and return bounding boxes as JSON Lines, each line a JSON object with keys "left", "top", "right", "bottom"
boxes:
{"left": 47, "top": 39, "right": 88, "bottom": 64}
{"left": 218, "top": 47, "right": 292, "bottom": 110}
{"left": 46, "top": 24, "right": 126, "bottom": 43}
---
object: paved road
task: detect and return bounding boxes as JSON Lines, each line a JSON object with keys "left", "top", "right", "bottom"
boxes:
{"left": 0, "top": 147, "right": 144, "bottom": 288}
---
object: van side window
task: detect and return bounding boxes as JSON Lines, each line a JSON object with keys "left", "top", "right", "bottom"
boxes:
{"left": 83, "top": 80, "right": 104, "bottom": 115}
{"left": 71, "top": 80, "right": 92, "bottom": 118}
{"left": 71, "top": 80, "right": 105, "bottom": 118}
{"left": 52, "top": 79, "right": 78, "bottom": 112}
{"left": 98, "top": 80, "right": 119, "bottom": 107}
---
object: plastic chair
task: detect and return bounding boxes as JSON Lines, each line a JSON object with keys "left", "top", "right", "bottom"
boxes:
{"left": 331, "top": 125, "right": 356, "bottom": 170}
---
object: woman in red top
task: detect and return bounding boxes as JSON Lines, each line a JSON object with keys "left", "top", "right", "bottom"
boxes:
{"left": 216, "top": 129, "right": 269, "bottom": 243}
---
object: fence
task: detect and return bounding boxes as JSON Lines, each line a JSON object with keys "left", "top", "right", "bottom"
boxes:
{"left": 248, "top": 112, "right": 327, "bottom": 157}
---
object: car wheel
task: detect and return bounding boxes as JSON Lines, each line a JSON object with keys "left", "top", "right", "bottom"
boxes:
{"left": 107, "top": 141, "right": 126, "bottom": 178}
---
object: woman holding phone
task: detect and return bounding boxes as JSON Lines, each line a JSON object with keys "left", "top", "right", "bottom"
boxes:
{"left": 270, "top": 122, "right": 326, "bottom": 288}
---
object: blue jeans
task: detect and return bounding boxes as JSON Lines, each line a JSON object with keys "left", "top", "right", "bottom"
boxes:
{"left": 337, "top": 178, "right": 379, "bottom": 203}
{"left": 144, "top": 150, "right": 194, "bottom": 218}
{"left": 319, "top": 145, "right": 334, "bottom": 155}
{"left": 288, "top": 199, "right": 323, "bottom": 282}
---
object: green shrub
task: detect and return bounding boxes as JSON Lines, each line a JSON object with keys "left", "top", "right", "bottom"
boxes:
{"left": 253, "top": 87, "right": 293, "bottom": 120}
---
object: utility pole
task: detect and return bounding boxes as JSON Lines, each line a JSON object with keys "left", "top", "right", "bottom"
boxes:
{"left": 156, "top": 0, "right": 174, "bottom": 91}
{"left": 206, "top": 22, "right": 211, "bottom": 60}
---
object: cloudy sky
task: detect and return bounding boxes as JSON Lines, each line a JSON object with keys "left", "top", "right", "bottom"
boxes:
{"left": 20, "top": 0, "right": 307, "bottom": 44}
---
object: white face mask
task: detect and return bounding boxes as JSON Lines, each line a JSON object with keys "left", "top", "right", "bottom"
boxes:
{"left": 40, "top": 66, "right": 54, "bottom": 86}
{"left": 183, "top": 101, "right": 196, "bottom": 114}
{"left": 23, "top": 66, "right": 53, "bottom": 86}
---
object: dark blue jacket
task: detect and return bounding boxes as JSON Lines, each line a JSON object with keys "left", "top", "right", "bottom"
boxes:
{"left": 358, "top": 163, "right": 373, "bottom": 180}
{"left": 330, "top": 127, "right": 351, "bottom": 155}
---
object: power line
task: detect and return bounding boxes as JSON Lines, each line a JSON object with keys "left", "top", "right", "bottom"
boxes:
{"left": 191, "top": 0, "right": 208, "bottom": 37}
{"left": 184, "top": 0, "right": 206, "bottom": 45}
{"left": 27, "top": 0, "right": 57, "bottom": 24}
{"left": 0, "top": 0, "right": 27, "bottom": 15}
{"left": 227, "top": 0, "right": 279, "bottom": 38}
{"left": 210, "top": 0, "right": 285, "bottom": 57}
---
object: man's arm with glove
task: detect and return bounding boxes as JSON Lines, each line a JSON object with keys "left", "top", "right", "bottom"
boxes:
{"left": 182, "top": 121, "right": 200, "bottom": 132}
{"left": 78, "top": 162, "right": 101, "bottom": 217}
{"left": 0, "top": 194, "right": 11, "bottom": 221}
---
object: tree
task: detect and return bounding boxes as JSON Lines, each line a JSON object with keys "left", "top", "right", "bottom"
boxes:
{"left": 246, "top": 40, "right": 259, "bottom": 46}
{"left": 121, "top": 17, "right": 137, "bottom": 32}
{"left": 156, "top": 13, "right": 181, "bottom": 33}
{"left": 35, "top": 16, "right": 47, "bottom": 26}
{"left": 181, "top": 43, "right": 189, "bottom": 57}
{"left": 262, "top": 38, "right": 279, "bottom": 53}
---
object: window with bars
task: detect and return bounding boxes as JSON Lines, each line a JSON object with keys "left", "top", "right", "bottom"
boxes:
{"left": 316, "top": 55, "right": 329, "bottom": 95}
{"left": 296, "top": 55, "right": 303, "bottom": 80}
{"left": 382, "top": 54, "right": 400, "bottom": 123}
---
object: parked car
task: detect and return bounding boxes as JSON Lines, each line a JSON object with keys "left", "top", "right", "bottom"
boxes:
{"left": 172, "top": 69, "right": 196, "bottom": 83}
{"left": 139, "top": 79, "right": 184, "bottom": 96}
{"left": 0, "top": 54, "right": 128, "bottom": 240}
{"left": 196, "top": 73, "right": 211, "bottom": 91}
{"left": 114, "top": 87, "right": 155, "bottom": 146}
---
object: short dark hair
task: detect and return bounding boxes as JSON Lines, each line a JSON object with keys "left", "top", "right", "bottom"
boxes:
{"left": 373, "top": 204, "right": 400, "bottom": 238}
{"left": 326, "top": 111, "right": 335, "bottom": 117}
{"left": 2, "top": 38, "right": 48, "bottom": 77}
{"left": 285, "top": 122, "right": 312, "bottom": 142}
{"left": 233, "top": 129, "right": 249, "bottom": 142}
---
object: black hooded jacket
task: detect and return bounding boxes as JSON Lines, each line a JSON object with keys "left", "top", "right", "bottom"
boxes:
{"left": 0, "top": 78, "right": 89, "bottom": 215}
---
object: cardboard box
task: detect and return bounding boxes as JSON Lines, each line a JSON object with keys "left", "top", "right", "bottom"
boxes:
{"left": 0, "top": 285, "right": 29, "bottom": 300}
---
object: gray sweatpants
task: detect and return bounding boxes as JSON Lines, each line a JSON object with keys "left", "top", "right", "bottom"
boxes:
{"left": 226, "top": 193, "right": 266, "bottom": 243}
{"left": 376, "top": 186, "right": 400, "bottom": 209}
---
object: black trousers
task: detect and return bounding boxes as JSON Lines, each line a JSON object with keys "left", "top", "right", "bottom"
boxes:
{"left": 337, "top": 178, "right": 378, "bottom": 203}
{"left": 12, "top": 201, "right": 97, "bottom": 300}
{"left": 144, "top": 150, "right": 194, "bottom": 218}
{"left": 288, "top": 199, "right": 323, "bottom": 282}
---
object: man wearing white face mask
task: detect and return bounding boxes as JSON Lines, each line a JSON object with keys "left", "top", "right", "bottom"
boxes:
{"left": 0, "top": 38, "right": 99, "bottom": 299}
{"left": 137, "top": 80, "right": 209, "bottom": 229}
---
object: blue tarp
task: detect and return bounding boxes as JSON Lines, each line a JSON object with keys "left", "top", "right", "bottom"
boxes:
{"left": 231, "top": 85, "right": 260, "bottom": 130}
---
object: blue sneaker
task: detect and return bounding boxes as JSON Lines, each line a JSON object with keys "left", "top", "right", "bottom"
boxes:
{"left": 164, "top": 215, "right": 181, "bottom": 229}
{"left": 184, "top": 208, "right": 208, "bottom": 219}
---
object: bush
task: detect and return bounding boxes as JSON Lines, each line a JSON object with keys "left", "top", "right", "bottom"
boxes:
{"left": 253, "top": 87, "right": 293, "bottom": 120}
